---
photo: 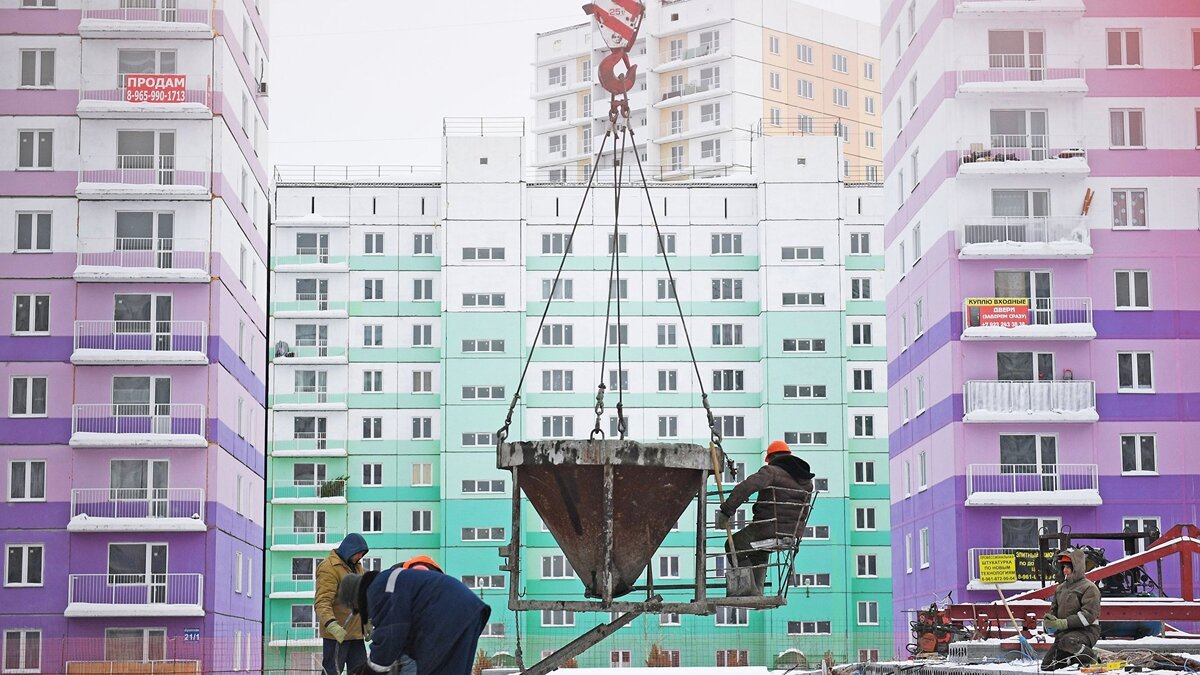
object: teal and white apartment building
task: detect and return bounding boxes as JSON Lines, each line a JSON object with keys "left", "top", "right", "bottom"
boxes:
{"left": 264, "top": 125, "right": 890, "bottom": 670}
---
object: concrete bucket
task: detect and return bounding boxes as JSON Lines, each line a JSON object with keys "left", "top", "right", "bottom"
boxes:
{"left": 498, "top": 439, "right": 712, "bottom": 599}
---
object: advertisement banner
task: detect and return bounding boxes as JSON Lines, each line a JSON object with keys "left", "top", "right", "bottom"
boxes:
{"left": 125, "top": 74, "right": 187, "bottom": 103}
{"left": 978, "top": 554, "right": 1017, "bottom": 584}
{"left": 966, "top": 297, "right": 1030, "bottom": 328}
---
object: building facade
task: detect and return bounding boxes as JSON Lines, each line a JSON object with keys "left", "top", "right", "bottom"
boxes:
{"left": 883, "top": 0, "right": 1200, "bottom": 652}
{"left": 532, "top": 0, "right": 882, "bottom": 184}
{"left": 1, "top": 1, "right": 268, "bottom": 672}
{"left": 266, "top": 128, "right": 891, "bottom": 669}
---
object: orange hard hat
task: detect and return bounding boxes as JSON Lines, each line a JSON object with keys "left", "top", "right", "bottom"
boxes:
{"left": 766, "top": 440, "right": 792, "bottom": 457}
{"left": 1057, "top": 553, "right": 1074, "bottom": 563}
{"left": 402, "top": 555, "right": 443, "bottom": 573}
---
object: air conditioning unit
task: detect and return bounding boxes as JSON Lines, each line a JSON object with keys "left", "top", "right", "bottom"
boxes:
{"left": 257, "top": 81, "right": 269, "bottom": 95}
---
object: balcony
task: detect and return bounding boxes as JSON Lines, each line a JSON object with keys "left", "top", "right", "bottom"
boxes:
{"left": 962, "top": 297, "right": 1095, "bottom": 340}
{"left": 654, "top": 81, "right": 724, "bottom": 107}
{"left": 653, "top": 44, "right": 725, "bottom": 72}
{"left": 958, "top": 216, "right": 1091, "bottom": 259}
{"left": 270, "top": 435, "right": 347, "bottom": 458}
{"left": 966, "top": 547, "right": 1052, "bottom": 591}
{"left": 966, "top": 464, "right": 1101, "bottom": 506}
{"left": 271, "top": 295, "right": 349, "bottom": 319}
{"left": 953, "top": 0, "right": 1085, "bottom": 16}
{"left": 77, "top": 79, "right": 213, "bottom": 119}
{"left": 272, "top": 249, "right": 349, "bottom": 273}
{"left": 78, "top": 155, "right": 211, "bottom": 200}
{"left": 273, "top": 344, "right": 348, "bottom": 365}
{"left": 80, "top": 0, "right": 214, "bottom": 38}
{"left": 270, "top": 527, "right": 347, "bottom": 551}
{"left": 269, "top": 574, "right": 316, "bottom": 599}
{"left": 71, "top": 403, "right": 207, "bottom": 448}
{"left": 76, "top": 237, "right": 210, "bottom": 282}
{"left": 68, "top": 488, "right": 206, "bottom": 532}
{"left": 65, "top": 573, "right": 204, "bottom": 618}
{"left": 957, "top": 137, "right": 1088, "bottom": 176}
{"left": 963, "top": 380, "right": 1097, "bottom": 423}
{"left": 72, "top": 321, "right": 209, "bottom": 365}
{"left": 956, "top": 54, "right": 1086, "bottom": 95}
{"left": 270, "top": 480, "right": 348, "bottom": 505}
{"left": 270, "top": 389, "right": 348, "bottom": 411}
{"left": 268, "top": 622, "right": 321, "bottom": 648}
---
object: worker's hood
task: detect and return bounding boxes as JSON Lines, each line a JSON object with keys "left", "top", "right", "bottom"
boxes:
{"left": 1057, "top": 548, "right": 1088, "bottom": 583}
{"left": 769, "top": 454, "right": 815, "bottom": 482}
{"left": 336, "top": 533, "right": 369, "bottom": 565}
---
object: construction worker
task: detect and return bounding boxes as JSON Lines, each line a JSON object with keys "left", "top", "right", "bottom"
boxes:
{"left": 389, "top": 556, "right": 445, "bottom": 675}
{"left": 716, "top": 440, "right": 815, "bottom": 594}
{"left": 1041, "top": 548, "right": 1102, "bottom": 670}
{"left": 315, "top": 533, "right": 370, "bottom": 674}
{"left": 336, "top": 562, "right": 491, "bottom": 675}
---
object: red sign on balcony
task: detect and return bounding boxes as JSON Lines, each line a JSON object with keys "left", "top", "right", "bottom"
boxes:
{"left": 124, "top": 74, "right": 187, "bottom": 103}
{"left": 967, "top": 297, "right": 1030, "bottom": 328}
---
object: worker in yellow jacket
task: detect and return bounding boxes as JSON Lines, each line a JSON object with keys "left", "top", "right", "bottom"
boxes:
{"left": 316, "top": 533, "right": 369, "bottom": 674}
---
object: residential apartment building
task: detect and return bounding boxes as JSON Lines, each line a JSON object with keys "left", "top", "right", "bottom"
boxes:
{"left": 532, "top": 0, "right": 882, "bottom": 183}
{"left": 1, "top": 1, "right": 268, "bottom": 672}
{"left": 266, "top": 126, "right": 890, "bottom": 669}
{"left": 883, "top": 0, "right": 1200, "bottom": 650}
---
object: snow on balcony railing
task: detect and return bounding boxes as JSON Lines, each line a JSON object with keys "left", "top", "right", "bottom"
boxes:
{"left": 966, "top": 463, "right": 1099, "bottom": 495}
{"left": 82, "top": 0, "right": 214, "bottom": 25}
{"left": 74, "top": 320, "right": 208, "bottom": 354}
{"left": 77, "top": 237, "right": 210, "bottom": 273}
{"left": 959, "top": 216, "right": 1089, "bottom": 248}
{"left": 71, "top": 488, "right": 205, "bottom": 521}
{"left": 959, "top": 136, "right": 1086, "bottom": 164}
{"left": 72, "top": 403, "right": 206, "bottom": 437}
{"left": 270, "top": 574, "right": 316, "bottom": 596}
{"left": 274, "top": 344, "right": 348, "bottom": 359}
{"left": 270, "top": 480, "right": 347, "bottom": 501}
{"left": 271, "top": 526, "right": 347, "bottom": 548}
{"left": 80, "top": 154, "right": 210, "bottom": 189}
{"left": 956, "top": 53, "right": 1084, "bottom": 87}
{"left": 963, "top": 380, "right": 1096, "bottom": 418}
{"left": 67, "top": 573, "right": 203, "bottom": 607}
{"left": 963, "top": 297, "right": 1092, "bottom": 330}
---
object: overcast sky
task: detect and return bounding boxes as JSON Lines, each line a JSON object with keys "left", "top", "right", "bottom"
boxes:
{"left": 269, "top": 0, "right": 883, "bottom": 170}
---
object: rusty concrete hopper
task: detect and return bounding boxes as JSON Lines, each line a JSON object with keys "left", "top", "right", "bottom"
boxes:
{"left": 498, "top": 439, "right": 711, "bottom": 600}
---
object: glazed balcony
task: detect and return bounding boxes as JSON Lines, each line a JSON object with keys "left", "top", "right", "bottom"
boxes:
{"left": 72, "top": 320, "right": 208, "bottom": 365}
{"left": 963, "top": 380, "right": 1097, "bottom": 423}
{"left": 961, "top": 297, "right": 1095, "bottom": 340}
{"left": 958, "top": 216, "right": 1091, "bottom": 258}
{"left": 269, "top": 479, "right": 348, "bottom": 505}
{"left": 65, "top": 573, "right": 204, "bottom": 617}
{"left": 957, "top": 136, "right": 1088, "bottom": 176}
{"left": 68, "top": 488, "right": 206, "bottom": 532}
{"left": 78, "top": 155, "right": 211, "bottom": 200}
{"left": 76, "top": 237, "right": 210, "bottom": 282}
{"left": 965, "top": 463, "right": 1101, "bottom": 506}
{"left": 269, "top": 574, "right": 316, "bottom": 599}
{"left": 268, "top": 622, "right": 321, "bottom": 648}
{"left": 80, "top": 0, "right": 215, "bottom": 38}
{"left": 956, "top": 54, "right": 1086, "bottom": 95}
{"left": 270, "top": 526, "right": 347, "bottom": 551}
{"left": 70, "top": 403, "right": 207, "bottom": 448}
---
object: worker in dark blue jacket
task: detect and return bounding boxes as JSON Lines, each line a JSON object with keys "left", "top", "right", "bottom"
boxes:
{"left": 336, "top": 564, "right": 491, "bottom": 675}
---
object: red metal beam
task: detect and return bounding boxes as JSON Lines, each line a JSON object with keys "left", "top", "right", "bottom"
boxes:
{"left": 1008, "top": 536, "right": 1200, "bottom": 601}
{"left": 946, "top": 602, "right": 1200, "bottom": 622}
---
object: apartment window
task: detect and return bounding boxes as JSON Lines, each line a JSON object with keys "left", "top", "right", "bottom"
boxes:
{"left": 1112, "top": 189, "right": 1148, "bottom": 228}
{"left": 766, "top": 34, "right": 781, "bottom": 55}
{"left": 850, "top": 232, "right": 870, "bottom": 254}
{"left": 711, "top": 233, "right": 742, "bottom": 256}
{"left": 8, "top": 460, "right": 45, "bottom": 502}
{"left": 413, "top": 233, "right": 433, "bottom": 255}
{"left": 781, "top": 246, "right": 823, "bottom": 261}
{"left": 783, "top": 384, "right": 826, "bottom": 399}
{"left": 359, "top": 463, "right": 383, "bottom": 487}
{"left": 851, "top": 323, "right": 872, "bottom": 346}
{"left": 462, "top": 385, "right": 505, "bottom": 400}
{"left": 700, "top": 102, "right": 720, "bottom": 125}
{"left": 851, "top": 369, "right": 873, "bottom": 392}
{"left": 2, "top": 630, "right": 40, "bottom": 673}
{"left": 854, "top": 506, "right": 877, "bottom": 531}
{"left": 412, "top": 278, "right": 436, "bottom": 301}
{"left": 547, "top": 65, "right": 566, "bottom": 86}
{"left": 851, "top": 278, "right": 871, "bottom": 300}
{"left": 919, "top": 527, "right": 931, "bottom": 568}
{"left": 700, "top": 139, "right": 721, "bottom": 161}
{"left": 582, "top": 126, "right": 592, "bottom": 153}
{"left": 607, "top": 369, "right": 629, "bottom": 392}
{"left": 14, "top": 212, "right": 51, "bottom": 253}
{"left": 832, "top": 87, "right": 849, "bottom": 108}
{"left": 541, "top": 233, "right": 573, "bottom": 255}
{"left": 606, "top": 233, "right": 628, "bottom": 255}
{"left": 864, "top": 61, "right": 875, "bottom": 80}
{"left": 412, "top": 417, "right": 433, "bottom": 439}
{"left": 9, "top": 377, "right": 46, "bottom": 417}
{"left": 410, "top": 370, "right": 433, "bottom": 393}
{"left": 716, "top": 606, "right": 748, "bottom": 626}
{"left": 1115, "top": 270, "right": 1150, "bottom": 309}
{"left": 790, "top": 572, "right": 831, "bottom": 588}
{"left": 797, "top": 43, "right": 813, "bottom": 63}
{"left": 462, "top": 293, "right": 505, "bottom": 307}
{"left": 917, "top": 376, "right": 926, "bottom": 412}
{"left": 787, "top": 621, "right": 832, "bottom": 635}
{"left": 1195, "top": 29, "right": 1200, "bottom": 67}
{"left": 541, "top": 278, "right": 573, "bottom": 300}
{"left": 411, "top": 463, "right": 432, "bottom": 487}
{"left": 657, "top": 415, "right": 678, "bottom": 438}
{"left": 461, "top": 527, "right": 505, "bottom": 542}
{"left": 670, "top": 144, "right": 684, "bottom": 169}
{"left": 606, "top": 322, "right": 629, "bottom": 345}
{"left": 462, "top": 339, "right": 504, "bottom": 353}
{"left": 361, "top": 370, "right": 383, "bottom": 394}
{"left": 782, "top": 292, "right": 825, "bottom": 307}
{"left": 657, "top": 233, "right": 676, "bottom": 255}
{"left": 711, "top": 323, "right": 742, "bottom": 346}
{"left": 359, "top": 232, "right": 383, "bottom": 255}
{"left": 541, "top": 369, "right": 574, "bottom": 392}
{"left": 784, "top": 431, "right": 826, "bottom": 446}
{"left": 712, "top": 369, "right": 744, "bottom": 392}
{"left": 769, "top": 71, "right": 781, "bottom": 91}
{"left": 461, "top": 479, "right": 505, "bottom": 494}
{"left": 796, "top": 78, "right": 814, "bottom": 99}
{"left": 1118, "top": 352, "right": 1154, "bottom": 392}
{"left": 412, "top": 324, "right": 433, "bottom": 346}
{"left": 657, "top": 323, "right": 677, "bottom": 346}
{"left": 657, "top": 370, "right": 677, "bottom": 392}
{"left": 856, "top": 554, "right": 878, "bottom": 577}
{"left": 715, "top": 416, "right": 745, "bottom": 438}
{"left": 541, "top": 555, "right": 574, "bottom": 579}
{"left": 854, "top": 461, "right": 876, "bottom": 485}
{"left": 541, "top": 610, "right": 574, "bottom": 627}
{"left": 12, "top": 295, "right": 49, "bottom": 335}
{"left": 782, "top": 338, "right": 825, "bottom": 353}
{"left": 1110, "top": 109, "right": 1146, "bottom": 148}
{"left": 657, "top": 555, "right": 680, "bottom": 579}
{"left": 548, "top": 134, "right": 565, "bottom": 156}
{"left": 857, "top": 601, "right": 880, "bottom": 625}
{"left": 548, "top": 100, "right": 566, "bottom": 121}
{"left": 19, "top": 49, "right": 54, "bottom": 88}
{"left": 537, "top": 323, "right": 574, "bottom": 348}
{"left": 853, "top": 415, "right": 875, "bottom": 438}
{"left": 796, "top": 114, "right": 814, "bottom": 133}
{"left": 1107, "top": 29, "right": 1142, "bottom": 67}
{"left": 410, "top": 510, "right": 432, "bottom": 533}
{"left": 803, "top": 525, "right": 830, "bottom": 540}
{"left": 5, "top": 544, "right": 42, "bottom": 586}
{"left": 905, "top": 532, "right": 914, "bottom": 573}
{"left": 770, "top": 107, "right": 781, "bottom": 126}
{"left": 362, "top": 417, "right": 382, "bottom": 440}
{"left": 541, "top": 416, "right": 573, "bottom": 438}
{"left": 1121, "top": 434, "right": 1157, "bottom": 474}
{"left": 832, "top": 53, "right": 848, "bottom": 73}
{"left": 909, "top": 76, "right": 919, "bottom": 113}
{"left": 17, "top": 131, "right": 52, "bottom": 170}
{"left": 463, "top": 246, "right": 504, "bottom": 261}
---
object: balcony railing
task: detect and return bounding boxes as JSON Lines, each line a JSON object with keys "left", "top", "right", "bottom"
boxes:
{"left": 79, "top": 86, "right": 211, "bottom": 106}
{"left": 660, "top": 80, "right": 718, "bottom": 101}
{"left": 958, "top": 136, "right": 1086, "bottom": 165}
{"left": 72, "top": 403, "right": 206, "bottom": 437}
{"left": 271, "top": 480, "right": 347, "bottom": 501}
{"left": 269, "top": 622, "right": 320, "bottom": 645}
{"left": 274, "top": 248, "right": 348, "bottom": 267}
{"left": 956, "top": 53, "right": 1084, "bottom": 88}
{"left": 71, "top": 488, "right": 205, "bottom": 521}
{"left": 967, "top": 463, "right": 1099, "bottom": 495}
{"left": 954, "top": 0, "right": 1084, "bottom": 12}
{"left": 274, "top": 344, "right": 348, "bottom": 360}
{"left": 528, "top": 163, "right": 742, "bottom": 184}
{"left": 963, "top": 380, "right": 1096, "bottom": 421}
{"left": 959, "top": 216, "right": 1089, "bottom": 249}
{"left": 74, "top": 320, "right": 208, "bottom": 354}
{"left": 274, "top": 294, "right": 348, "bottom": 313}
{"left": 77, "top": 237, "right": 210, "bottom": 274}
{"left": 80, "top": 155, "right": 210, "bottom": 189}
{"left": 271, "top": 526, "right": 346, "bottom": 548}
{"left": 272, "top": 435, "right": 346, "bottom": 456}
{"left": 67, "top": 573, "right": 203, "bottom": 608}
{"left": 660, "top": 43, "right": 720, "bottom": 63}
{"left": 270, "top": 574, "right": 316, "bottom": 596}
{"left": 272, "top": 389, "right": 348, "bottom": 407}
{"left": 963, "top": 297, "right": 1093, "bottom": 331}
{"left": 82, "top": 0, "right": 214, "bottom": 25}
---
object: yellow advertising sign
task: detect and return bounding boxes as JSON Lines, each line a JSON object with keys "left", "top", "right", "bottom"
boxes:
{"left": 978, "top": 553, "right": 1018, "bottom": 584}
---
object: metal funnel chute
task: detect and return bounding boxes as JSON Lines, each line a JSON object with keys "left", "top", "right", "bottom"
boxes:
{"left": 498, "top": 439, "right": 709, "bottom": 600}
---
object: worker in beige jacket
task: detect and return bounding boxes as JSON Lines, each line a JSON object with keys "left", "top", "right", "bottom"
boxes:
{"left": 316, "top": 533, "right": 369, "bottom": 674}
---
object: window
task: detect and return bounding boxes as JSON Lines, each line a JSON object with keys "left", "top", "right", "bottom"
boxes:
{"left": 361, "top": 370, "right": 383, "bottom": 393}
{"left": 412, "top": 370, "right": 433, "bottom": 393}
{"left": 797, "top": 43, "right": 813, "bottom": 63}
{"left": 850, "top": 232, "right": 870, "bottom": 254}
{"left": 547, "top": 65, "right": 566, "bottom": 86}
{"left": 541, "top": 233, "right": 573, "bottom": 255}
{"left": 700, "top": 139, "right": 720, "bottom": 161}
{"left": 541, "top": 416, "right": 573, "bottom": 438}
{"left": 783, "top": 384, "right": 826, "bottom": 399}
{"left": 5, "top": 544, "right": 42, "bottom": 586}
{"left": 784, "top": 431, "right": 827, "bottom": 446}
{"left": 461, "top": 527, "right": 505, "bottom": 542}
{"left": 19, "top": 50, "right": 54, "bottom": 88}
{"left": 2, "top": 630, "right": 40, "bottom": 673}
{"left": 768, "top": 34, "right": 781, "bottom": 54}
{"left": 797, "top": 78, "right": 814, "bottom": 99}
{"left": 14, "top": 213, "right": 51, "bottom": 253}
{"left": 787, "top": 621, "right": 832, "bottom": 635}
{"left": 607, "top": 323, "right": 628, "bottom": 345}
{"left": 851, "top": 369, "right": 873, "bottom": 391}
{"left": 656, "top": 370, "right": 677, "bottom": 392}
{"left": 1124, "top": 517, "right": 1162, "bottom": 554}
{"left": 781, "top": 246, "right": 823, "bottom": 261}
{"left": 712, "top": 369, "right": 744, "bottom": 392}
{"left": 413, "top": 278, "right": 436, "bottom": 301}
{"left": 541, "top": 609, "right": 574, "bottom": 626}
{"left": 540, "top": 324, "right": 573, "bottom": 346}
{"left": 1110, "top": 109, "right": 1146, "bottom": 148}
{"left": 463, "top": 246, "right": 504, "bottom": 261}
{"left": 656, "top": 323, "right": 677, "bottom": 346}
{"left": 909, "top": 76, "right": 919, "bottom": 113}
{"left": 699, "top": 30, "right": 720, "bottom": 53}
{"left": 462, "top": 293, "right": 505, "bottom": 307}
{"left": 700, "top": 102, "right": 720, "bottom": 125}
{"left": 791, "top": 572, "right": 831, "bottom": 588}
{"left": 407, "top": 509, "right": 431, "bottom": 533}
{"left": 361, "top": 417, "right": 382, "bottom": 440}
{"left": 1115, "top": 270, "right": 1150, "bottom": 309}
{"left": 1112, "top": 189, "right": 1148, "bottom": 228}
{"left": 660, "top": 612, "right": 680, "bottom": 627}
{"left": 851, "top": 323, "right": 872, "bottom": 346}
{"left": 8, "top": 460, "right": 45, "bottom": 502}
{"left": 857, "top": 601, "right": 879, "bottom": 625}
{"left": 11, "top": 295, "right": 49, "bottom": 335}
{"left": 607, "top": 279, "right": 628, "bottom": 300}
{"left": 854, "top": 461, "right": 876, "bottom": 484}
{"left": 548, "top": 100, "right": 566, "bottom": 121}
{"left": 462, "top": 339, "right": 505, "bottom": 353}
{"left": 360, "top": 232, "right": 384, "bottom": 255}
{"left": 1118, "top": 352, "right": 1154, "bottom": 391}
{"left": 769, "top": 71, "right": 781, "bottom": 90}
{"left": 412, "top": 324, "right": 432, "bottom": 346}
{"left": 548, "top": 134, "right": 565, "bottom": 156}
{"left": 411, "top": 463, "right": 432, "bottom": 487}
{"left": 851, "top": 278, "right": 872, "bottom": 300}
{"left": 657, "top": 555, "right": 680, "bottom": 578}
{"left": 657, "top": 416, "right": 678, "bottom": 438}
{"left": 541, "top": 369, "right": 574, "bottom": 392}
{"left": 782, "top": 292, "right": 825, "bottom": 307}
{"left": 711, "top": 323, "right": 743, "bottom": 346}
{"left": 782, "top": 338, "right": 825, "bottom": 353}
{"left": 461, "top": 479, "right": 505, "bottom": 494}
{"left": 715, "top": 415, "right": 745, "bottom": 438}
{"left": 413, "top": 233, "right": 433, "bottom": 255}
{"left": 607, "top": 369, "right": 629, "bottom": 392}
{"left": 1120, "top": 434, "right": 1157, "bottom": 474}
{"left": 715, "top": 606, "right": 748, "bottom": 626}
{"left": 905, "top": 532, "right": 913, "bottom": 572}
{"left": 803, "top": 525, "right": 830, "bottom": 540}
{"left": 607, "top": 233, "right": 628, "bottom": 255}
{"left": 864, "top": 61, "right": 875, "bottom": 80}
{"left": 656, "top": 233, "right": 676, "bottom": 255}
{"left": 917, "top": 376, "right": 926, "bottom": 412}
{"left": 770, "top": 107, "right": 781, "bottom": 126}
{"left": 832, "top": 53, "right": 848, "bottom": 73}
{"left": 1106, "top": 30, "right": 1142, "bottom": 67}
{"left": 832, "top": 87, "right": 849, "bottom": 108}
{"left": 919, "top": 451, "right": 928, "bottom": 489}
{"left": 17, "top": 130, "right": 52, "bottom": 170}
{"left": 9, "top": 377, "right": 46, "bottom": 417}
{"left": 1195, "top": 29, "right": 1200, "bottom": 67}
{"left": 919, "top": 527, "right": 930, "bottom": 568}
{"left": 541, "top": 555, "right": 574, "bottom": 579}
{"left": 856, "top": 554, "right": 878, "bottom": 577}
{"left": 854, "top": 507, "right": 877, "bottom": 530}
{"left": 362, "top": 464, "right": 383, "bottom": 487}
{"left": 541, "top": 278, "right": 573, "bottom": 300}
{"left": 412, "top": 417, "right": 433, "bottom": 439}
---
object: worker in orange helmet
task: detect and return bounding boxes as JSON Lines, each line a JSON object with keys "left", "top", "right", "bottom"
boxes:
{"left": 401, "top": 555, "right": 443, "bottom": 573}
{"left": 1041, "top": 548, "right": 1101, "bottom": 670}
{"left": 716, "top": 440, "right": 815, "bottom": 595}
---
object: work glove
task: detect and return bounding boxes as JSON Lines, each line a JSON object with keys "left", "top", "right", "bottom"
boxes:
{"left": 326, "top": 622, "right": 347, "bottom": 643}
{"left": 715, "top": 510, "right": 731, "bottom": 530}
{"left": 363, "top": 622, "right": 373, "bottom": 641}
{"left": 1043, "top": 614, "right": 1068, "bottom": 631}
